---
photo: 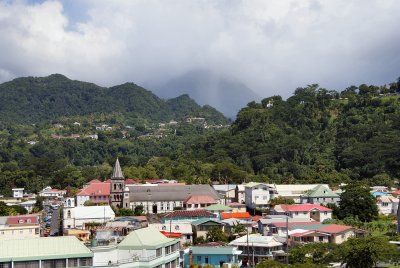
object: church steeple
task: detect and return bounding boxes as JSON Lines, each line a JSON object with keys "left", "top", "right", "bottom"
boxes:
{"left": 110, "top": 158, "right": 126, "bottom": 208}
{"left": 112, "top": 158, "right": 124, "bottom": 179}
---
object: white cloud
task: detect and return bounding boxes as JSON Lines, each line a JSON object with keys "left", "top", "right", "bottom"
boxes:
{"left": 0, "top": 0, "right": 399, "bottom": 97}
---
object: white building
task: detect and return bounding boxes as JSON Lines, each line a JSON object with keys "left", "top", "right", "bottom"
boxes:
{"left": 377, "top": 196, "right": 399, "bottom": 215}
{"left": 229, "top": 234, "right": 284, "bottom": 262}
{"left": 92, "top": 226, "right": 180, "bottom": 268}
{"left": 274, "top": 184, "right": 331, "bottom": 203}
{"left": 18, "top": 200, "right": 36, "bottom": 213}
{"left": 39, "top": 186, "right": 66, "bottom": 198}
{"left": 271, "top": 204, "right": 332, "bottom": 222}
{"left": 149, "top": 222, "right": 193, "bottom": 246}
{"left": 0, "top": 215, "right": 40, "bottom": 240}
{"left": 244, "top": 182, "right": 277, "bottom": 210}
{"left": 63, "top": 206, "right": 115, "bottom": 229}
{"left": 12, "top": 188, "right": 24, "bottom": 199}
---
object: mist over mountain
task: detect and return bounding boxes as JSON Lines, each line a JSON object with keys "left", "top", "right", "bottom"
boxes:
{"left": 152, "top": 70, "right": 261, "bottom": 118}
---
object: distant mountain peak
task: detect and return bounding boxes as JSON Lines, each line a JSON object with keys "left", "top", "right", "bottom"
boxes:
{"left": 152, "top": 69, "right": 261, "bottom": 118}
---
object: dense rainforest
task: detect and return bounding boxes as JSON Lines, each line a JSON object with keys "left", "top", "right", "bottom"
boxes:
{"left": 0, "top": 74, "right": 399, "bottom": 196}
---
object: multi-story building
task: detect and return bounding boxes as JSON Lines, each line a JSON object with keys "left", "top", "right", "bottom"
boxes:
{"left": 244, "top": 182, "right": 277, "bottom": 210}
{"left": 270, "top": 204, "right": 332, "bottom": 222}
{"left": 0, "top": 215, "right": 40, "bottom": 240}
{"left": 92, "top": 226, "right": 181, "bottom": 268}
{"left": 39, "top": 186, "right": 67, "bottom": 198}
{"left": 76, "top": 182, "right": 111, "bottom": 207}
{"left": 376, "top": 195, "right": 399, "bottom": 215}
{"left": 0, "top": 236, "right": 93, "bottom": 267}
{"left": 300, "top": 184, "right": 340, "bottom": 205}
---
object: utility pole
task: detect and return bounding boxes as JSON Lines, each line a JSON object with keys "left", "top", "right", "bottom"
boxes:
{"left": 286, "top": 214, "right": 289, "bottom": 265}
{"left": 247, "top": 227, "right": 250, "bottom": 267}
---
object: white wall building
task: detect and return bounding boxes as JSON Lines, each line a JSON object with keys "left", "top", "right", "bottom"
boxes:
{"left": 12, "top": 188, "right": 24, "bottom": 199}
{"left": 63, "top": 206, "right": 115, "bottom": 229}
{"left": 244, "top": 182, "right": 277, "bottom": 210}
{"left": 271, "top": 204, "right": 332, "bottom": 222}
{"left": 39, "top": 186, "right": 66, "bottom": 198}
{"left": 0, "top": 215, "right": 40, "bottom": 240}
{"left": 377, "top": 196, "right": 399, "bottom": 215}
{"left": 274, "top": 184, "right": 330, "bottom": 203}
{"left": 92, "top": 226, "right": 180, "bottom": 268}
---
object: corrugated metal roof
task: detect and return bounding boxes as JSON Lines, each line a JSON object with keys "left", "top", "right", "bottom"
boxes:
{"left": 0, "top": 236, "right": 93, "bottom": 262}
{"left": 72, "top": 206, "right": 115, "bottom": 219}
{"left": 303, "top": 184, "right": 339, "bottom": 198}
{"left": 118, "top": 226, "right": 178, "bottom": 250}
{"left": 128, "top": 185, "right": 220, "bottom": 202}
{"left": 204, "top": 204, "right": 233, "bottom": 211}
{"left": 221, "top": 212, "right": 251, "bottom": 220}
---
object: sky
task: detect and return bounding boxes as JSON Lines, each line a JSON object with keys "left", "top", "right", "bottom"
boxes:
{"left": 0, "top": 0, "right": 399, "bottom": 98}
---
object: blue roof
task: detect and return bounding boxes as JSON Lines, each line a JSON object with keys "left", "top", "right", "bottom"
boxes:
{"left": 372, "top": 191, "right": 389, "bottom": 197}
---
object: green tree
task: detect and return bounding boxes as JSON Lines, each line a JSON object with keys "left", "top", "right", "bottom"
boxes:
{"left": 270, "top": 196, "right": 295, "bottom": 206}
{"left": 206, "top": 227, "right": 227, "bottom": 242}
{"left": 338, "top": 183, "right": 378, "bottom": 222}
{"left": 134, "top": 205, "right": 144, "bottom": 216}
{"left": 339, "top": 236, "right": 399, "bottom": 268}
{"left": 116, "top": 208, "right": 134, "bottom": 216}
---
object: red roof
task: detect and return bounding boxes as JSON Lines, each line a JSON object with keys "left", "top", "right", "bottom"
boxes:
{"left": 77, "top": 182, "right": 110, "bottom": 196}
{"left": 160, "top": 231, "right": 182, "bottom": 238}
{"left": 318, "top": 224, "right": 352, "bottom": 234}
{"left": 277, "top": 204, "right": 332, "bottom": 212}
{"left": 221, "top": 212, "right": 251, "bottom": 220}
{"left": 184, "top": 195, "right": 217, "bottom": 204}
{"left": 164, "top": 210, "right": 216, "bottom": 218}
{"left": 7, "top": 215, "right": 39, "bottom": 225}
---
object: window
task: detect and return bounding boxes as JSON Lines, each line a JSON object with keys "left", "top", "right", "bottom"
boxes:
{"left": 295, "top": 212, "right": 298, "bottom": 216}
{"left": 68, "top": 259, "right": 78, "bottom": 267}
{"left": 162, "top": 226, "right": 167, "bottom": 230}
{"left": 27, "top": 219, "right": 31, "bottom": 223}
{"left": 324, "top": 212, "right": 327, "bottom": 215}
{"left": 186, "top": 235, "right": 191, "bottom": 239}
{"left": 165, "top": 246, "right": 171, "bottom": 255}
{"left": 197, "top": 256, "right": 201, "bottom": 262}
{"left": 156, "top": 248, "right": 162, "bottom": 257}
{"left": 18, "top": 219, "right": 24, "bottom": 224}
{"left": 79, "top": 258, "right": 92, "bottom": 266}
{"left": 67, "top": 210, "right": 71, "bottom": 218}
{"left": 382, "top": 202, "right": 389, "bottom": 207}
{"left": 319, "top": 236, "right": 324, "bottom": 242}
{"left": 205, "top": 257, "right": 209, "bottom": 264}
{"left": 175, "top": 225, "right": 180, "bottom": 230}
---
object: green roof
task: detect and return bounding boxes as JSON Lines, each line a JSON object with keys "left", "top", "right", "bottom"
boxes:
{"left": 118, "top": 226, "right": 178, "bottom": 250}
{"left": 0, "top": 236, "right": 93, "bottom": 262}
{"left": 191, "top": 218, "right": 223, "bottom": 226}
{"left": 204, "top": 204, "right": 233, "bottom": 211}
{"left": 191, "top": 247, "right": 238, "bottom": 255}
{"left": 303, "top": 185, "right": 339, "bottom": 198}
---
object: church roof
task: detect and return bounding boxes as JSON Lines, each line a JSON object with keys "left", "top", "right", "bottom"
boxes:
{"left": 127, "top": 184, "right": 221, "bottom": 202}
{"left": 112, "top": 158, "right": 124, "bottom": 179}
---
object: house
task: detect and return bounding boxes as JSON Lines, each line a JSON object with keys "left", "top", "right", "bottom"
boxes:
{"left": 18, "top": 200, "right": 36, "bottom": 213}
{"left": 213, "top": 185, "right": 237, "bottom": 202}
{"left": 12, "top": 188, "right": 24, "bottom": 199}
{"left": 191, "top": 219, "right": 224, "bottom": 240}
{"left": 183, "top": 246, "right": 242, "bottom": 268}
{"left": 229, "top": 234, "right": 284, "bottom": 263}
{"left": 63, "top": 205, "right": 115, "bottom": 229}
{"left": 114, "top": 216, "right": 148, "bottom": 229}
{"left": 274, "top": 184, "right": 331, "bottom": 203}
{"left": 377, "top": 195, "right": 399, "bottom": 215}
{"left": 227, "top": 202, "right": 247, "bottom": 212}
{"left": 257, "top": 216, "right": 316, "bottom": 236}
{"left": 184, "top": 195, "right": 218, "bottom": 210}
{"left": 161, "top": 210, "right": 217, "bottom": 223}
{"left": 288, "top": 224, "right": 357, "bottom": 245}
{"left": 245, "top": 182, "right": 277, "bottom": 210}
{"left": 39, "top": 186, "right": 66, "bottom": 198}
{"left": 0, "top": 236, "right": 93, "bottom": 267}
{"left": 76, "top": 182, "right": 110, "bottom": 206}
{"left": 0, "top": 215, "right": 40, "bottom": 240}
{"left": 235, "top": 185, "right": 246, "bottom": 204}
{"left": 300, "top": 184, "right": 340, "bottom": 205}
{"left": 91, "top": 226, "right": 180, "bottom": 268}
{"left": 204, "top": 204, "right": 233, "bottom": 218}
{"left": 150, "top": 222, "right": 193, "bottom": 246}
{"left": 222, "top": 218, "right": 253, "bottom": 236}
{"left": 271, "top": 204, "right": 332, "bottom": 222}
{"left": 127, "top": 185, "right": 222, "bottom": 214}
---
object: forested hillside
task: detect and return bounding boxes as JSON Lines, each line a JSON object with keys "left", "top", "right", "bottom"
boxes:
{"left": 0, "top": 77, "right": 399, "bottom": 196}
{"left": 0, "top": 74, "right": 228, "bottom": 125}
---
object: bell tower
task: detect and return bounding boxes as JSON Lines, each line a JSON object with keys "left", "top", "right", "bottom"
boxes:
{"left": 110, "top": 158, "right": 125, "bottom": 208}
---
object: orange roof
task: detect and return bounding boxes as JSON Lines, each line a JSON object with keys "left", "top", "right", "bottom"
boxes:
{"left": 184, "top": 195, "right": 217, "bottom": 204}
{"left": 77, "top": 182, "right": 110, "bottom": 196}
{"left": 221, "top": 212, "right": 251, "bottom": 220}
{"left": 160, "top": 231, "right": 182, "bottom": 238}
{"left": 251, "top": 215, "right": 263, "bottom": 222}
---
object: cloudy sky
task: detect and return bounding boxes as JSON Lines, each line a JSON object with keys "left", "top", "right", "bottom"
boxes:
{"left": 0, "top": 0, "right": 399, "bottom": 98}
